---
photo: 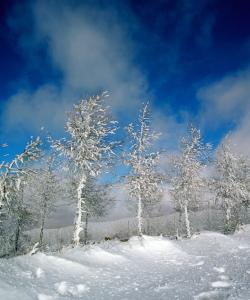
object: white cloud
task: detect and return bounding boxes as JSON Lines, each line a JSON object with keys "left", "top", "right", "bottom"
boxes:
{"left": 1, "top": 0, "right": 149, "bottom": 138}
{"left": 228, "top": 111, "right": 250, "bottom": 156}
{"left": 31, "top": 0, "right": 148, "bottom": 113}
{"left": 151, "top": 107, "right": 187, "bottom": 151}
{"left": 198, "top": 68, "right": 250, "bottom": 126}
{"left": 1, "top": 85, "right": 73, "bottom": 138}
{"left": 1, "top": 0, "right": 189, "bottom": 153}
{"left": 198, "top": 67, "right": 250, "bottom": 156}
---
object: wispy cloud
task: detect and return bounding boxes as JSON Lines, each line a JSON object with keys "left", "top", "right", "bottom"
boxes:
{"left": 1, "top": 85, "right": 71, "bottom": 137}
{"left": 1, "top": 0, "right": 214, "bottom": 148}
{"left": 1, "top": 0, "right": 149, "bottom": 138}
{"left": 197, "top": 67, "right": 250, "bottom": 155}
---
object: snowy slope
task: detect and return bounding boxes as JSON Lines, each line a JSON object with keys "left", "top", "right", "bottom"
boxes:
{"left": 1, "top": 227, "right": 250, "bottom": 299}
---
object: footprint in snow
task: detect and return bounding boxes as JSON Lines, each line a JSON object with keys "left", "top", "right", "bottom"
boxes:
{"left": 36, "top": 268, "right": 44, "bottom": 278}
{"left": 55, "top": 281, "right": 89, "bottom": 297}
{"left": 218, "top": 275, "right": 229, "bottom": 281}
{"left": 154, "top": 284, "right": 169, "bottom": 292}
{"left": 21, "top": 271, "right": 33, "bottom": 279}
{"left": 37, "top": 294, "right": 56, "bottom": 300}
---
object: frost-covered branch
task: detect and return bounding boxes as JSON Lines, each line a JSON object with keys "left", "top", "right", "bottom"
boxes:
{"left": 124, "top": 103, "right": 162, "bottom": 236}
{"left": 214, "top": 135, "right": 250, "bottom": 233}
{"left": 170, "top": 125, "right": 211, "bottom": 238}
{"left": 52, "top": 92, "right": 118, "bottom": 246}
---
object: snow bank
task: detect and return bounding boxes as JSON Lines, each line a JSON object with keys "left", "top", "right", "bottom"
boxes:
{"left": 1, "top": 228, "right": 250, "bottom": 299}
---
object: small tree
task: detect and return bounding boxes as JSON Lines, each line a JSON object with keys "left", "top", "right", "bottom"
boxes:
{"left": 124, "top": 103, "right": 162, "bottom": 236}
{"left": 170, "top": 125, "right": 210, "bottom": 238}
{"left": 52, "top": 92, "right": 118, "bottom": 246}
{"left": 138, "top": 157, "right": 163, "bottom": 235}
{"left": 214, "top": 136, "right": 250, "bottom": 233}
{"left": 28, "top": 155, "right": 60, "bottom": 248}
{"left": 11, "top": 174, "right": 33, "bottom": 253}
{"left": 0, "top": 137, "right": 41, "bottom": 254}
{"left": 69, "top": 174, "right": 113, "bottom": 244}
{"left": 0, "top": 138, "right": 41, "bottom": 210}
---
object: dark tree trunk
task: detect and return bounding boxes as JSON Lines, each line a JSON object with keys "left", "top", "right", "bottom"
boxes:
{"left": 177, "top": 210, "right": 182, "bottom": 237}
{"left": 14, "top": 218, "right": 21, "bottom": 253}
{"left": 84, "top": 213, "right": 89, "bottom": 245}
{"left": 39, "top": 199, "right": 48, "bottom": 248}
{"left": 39, "top": 212, "right": 46, "bottom": 248}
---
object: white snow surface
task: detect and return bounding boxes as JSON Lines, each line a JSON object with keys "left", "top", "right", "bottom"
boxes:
{"left": 2, "top": 227, "right": 250, "bottom": 299}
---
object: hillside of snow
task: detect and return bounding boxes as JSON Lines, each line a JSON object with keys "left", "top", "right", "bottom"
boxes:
{"left": 2, "top": 227, "right": 250, "bottom": 299}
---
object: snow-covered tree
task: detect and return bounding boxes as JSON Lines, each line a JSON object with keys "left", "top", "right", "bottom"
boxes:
{"left": 0, "top": 137, "right": 41, "bottom": 254}
{"left": 0, "top": 137, "right": 41, "bottom": 211}
{"left": 28, "top": 155, "right": 60, "bottom": 248}
{"left": 124, "top": 103, "right": 162, "bottom": 236}
{"left": 52, "top": 92, "right": 118, "bottom": 246}
{"left": 69, "top": 174, "right": 114, "bottom": 244}
{"left": 170, "top": 125, "right": 210, "bottom": 238}
{"left": 9, "top": 174, "right": 33, "bottom": 253}
{"left": 214, "top": 136, "right": 250, "bottom": 233}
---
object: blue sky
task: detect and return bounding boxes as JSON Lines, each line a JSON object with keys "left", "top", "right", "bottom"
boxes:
{"left": 0, "top": 0, "right": 250, "bottom": 157}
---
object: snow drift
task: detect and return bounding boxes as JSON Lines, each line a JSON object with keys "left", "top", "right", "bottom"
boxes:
{"left": 1, "top": 228, "right": 250, "bottom": 299}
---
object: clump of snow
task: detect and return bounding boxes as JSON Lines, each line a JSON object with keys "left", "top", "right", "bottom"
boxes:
{"left": 189, "top": 260, "right": 204, "bottom": 267}
{"left": 194, "top": 290, "right": 228, "bottom": 300}
{"left": 213, "top": 267, "right": 225, "bottom": 273}
{"left": 55, "top": 281, "right": 89, "bottom": 297}
{"left": 211, "top": 281, "right": 231, "bottom": 288}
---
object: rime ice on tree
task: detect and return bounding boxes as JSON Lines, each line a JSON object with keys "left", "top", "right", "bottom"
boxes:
{"left": 170, "top": 125, "right": 210, "bottom": 238}
{"left": 124, "top": 103, "right": 162, "bottom": 236}
{"left": 52, "top": 92, "right": 118, "bottom": 246}
{"left": 0, "top": 138, "right": 41, "bottom": 253}
{"left": 214, "top": 135, "right": 250, "bottom": 233}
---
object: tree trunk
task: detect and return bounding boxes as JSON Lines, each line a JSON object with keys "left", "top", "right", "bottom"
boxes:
{"left": 14, "top": 218, "right": 21, "bottom": 253}
{"left": 73, "top": 174, "right": 86, "bottom": 246}
{"left": 137, "top": 193, "right": 143, "bottom": 236}
{"left": 127, "top": 220, "right": 130, "bottom": 238}
{"left": 232, "top": 204, "right": 241, "bottom": 233}
{"left": 207, "top": 201, "right": 211, "bottom": 230}
{"left": 39, "top": 210, "right": 46, "bottom": 248}
{"left": 147, "top": 217, "right": 150, "bottom": 235}
{"left": 178, "top": 210, "right": 182, "bottom": 236}
{"left": 84, "top": 212, "right": 89, "bottom": 245}
{"left": 225, "top": 205, "right": 231, "bottom": 233}
{"left": 184, "top": 203, "right": 191, "bottom": 238}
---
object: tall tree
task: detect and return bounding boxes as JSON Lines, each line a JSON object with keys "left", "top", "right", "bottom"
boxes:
{"left": 124, "top": 103, "right": 162, "bottom": 236}
{"left": 52, "top": 92, "right": 118, "bottom": 246}
{"left": 170, "top": 125, "right": 210, "bottom": 238}
{"left": 214, "top": 136, "right": 250, "bottom": 233}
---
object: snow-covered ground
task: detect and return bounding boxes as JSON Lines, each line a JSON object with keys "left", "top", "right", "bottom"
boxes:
{"left": 1, "top": 227, "right": 250, "bottom": 299}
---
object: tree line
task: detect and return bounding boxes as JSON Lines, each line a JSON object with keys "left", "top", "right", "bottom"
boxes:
{"left": 0, "top": 92, "right": 249, "bottom": 257}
